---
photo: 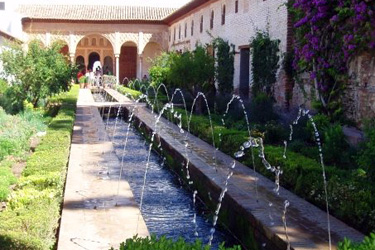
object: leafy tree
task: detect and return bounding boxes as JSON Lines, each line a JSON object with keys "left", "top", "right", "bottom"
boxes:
{"left": 167, "top": 45, "right": 215, "bottom": 113}
{"left": 148, "top": 52, "right": 173, "bottom": 88}
{"left": 250, "top": 31, "right": 280, "bottom": 98}
{"left": 0, "top": 40, "right": 75, "bottom": 113}
{"left": 213, "top": 37, "right": 235, "bottom": 95}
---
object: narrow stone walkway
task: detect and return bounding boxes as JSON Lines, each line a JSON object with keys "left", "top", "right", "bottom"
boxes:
{"left": 106, "top": 89, "right": 364, "bottom": 250}
{"left": 57, "top": 89, "right": 149, "bottom": 250}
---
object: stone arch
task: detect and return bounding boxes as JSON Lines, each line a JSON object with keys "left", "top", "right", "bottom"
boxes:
{"left": 75, "top": 34, "right": 114, "bottom": 72}
{"left": 119, "top": 41, "right": 138, "bottom": 82}
{"left": 50, "top": 35, "right": 69, "bottom": 47}
{"left": 142, "top": 42, "right": 162, "bottom": 78}
{"left": 117, "top": 33, "right": 139, "bottom": 53}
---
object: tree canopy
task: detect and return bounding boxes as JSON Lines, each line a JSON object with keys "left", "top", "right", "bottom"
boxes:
{"left": 0, "top": 40, "right": 75, "bottom": 113}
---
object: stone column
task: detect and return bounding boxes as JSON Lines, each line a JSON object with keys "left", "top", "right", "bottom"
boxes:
{"left": 45, "top": 32, "right": 51, "bottom": 47}
{"left": 137, "top": 55, "right": 143, "bottom": 79}
{"left": 69, "top": 34, "right": 76, "bottom": 64}
{"left": 115, "top": 54, "right": 120, "bottom": 85}
{"left": 70, "top": 53, "right": 75, "bottom": 64}
{"left": 137, "top": 32, "right": 144, "bottom": 79}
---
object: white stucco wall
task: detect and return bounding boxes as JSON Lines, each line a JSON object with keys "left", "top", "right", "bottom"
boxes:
{"left": 168, "top": 0, "right": 288, "bottom": 93}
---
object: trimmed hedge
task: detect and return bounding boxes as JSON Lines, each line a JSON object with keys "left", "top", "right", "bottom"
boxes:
{"left": 113, "top": 235, "right": 241, "bottom": 250}
{"left": 117, "top": 86, "right": 142, "bottom": 100}
{"left": 338, "top": 233, "right": 375, "bottom": 250}
{"left": 164, "top": 107, "right": 375, "bottom": 235}
{"left": 0, "top": 85, "right": 78, "bottom": 250}
{"left": 0, "top": 160, "right": 17, "bottom": 201}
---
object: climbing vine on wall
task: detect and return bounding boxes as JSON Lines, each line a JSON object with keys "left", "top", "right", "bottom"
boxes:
{"left": 250, "top": 31, "right": 280, "bottom": 98}
{"left": 290, "top": 0, "right": 375, "bottom": 120}
{"left": 213, "top": 37, "right": 235, "bottom": 95}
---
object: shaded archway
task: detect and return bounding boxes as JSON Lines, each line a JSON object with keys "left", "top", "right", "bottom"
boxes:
{"left": 88, "top": 52, "right": 100, "bottom": 71}
{"left": 103, "top": 56, "right": 113, "bottom": 75}
{"left": 142, "top": 42, "right": 162, "bottom": 78}
{"left": 75, "top": 34, "right": 114, "bottom": 72}
{"left": 120, "top": 41, "right": 137, "bottom": 81}
{"left": 76, "top": 56, "right": 85, "bottom": 70}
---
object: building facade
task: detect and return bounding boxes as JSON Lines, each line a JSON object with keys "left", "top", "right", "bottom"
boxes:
{"left": 165, "top": 0, "right": 288, "bottom": 99}
{"left": 18, "top": 5, "right": 175, "bottom": 83}
{"left": 16, "top": 0, "right": 289, "bottom": 101}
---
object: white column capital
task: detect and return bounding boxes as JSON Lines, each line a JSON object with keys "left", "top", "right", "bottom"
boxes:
{"left": 138, "top": 32, "right": 144, "bottom": 55}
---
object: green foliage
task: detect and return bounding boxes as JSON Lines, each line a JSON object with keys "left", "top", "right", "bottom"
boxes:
{"left": 322, "top": 124, "right": 352, "bottom": 168}
{"left": 0, "top": 166, "right": 17, "bottom": 201}
{"left": 249, "top": 144, "right": 375, "bottom": 234}
{"left": 248, "top": 93, "right": 278, "bottom": 123}
{"left": 165, "top": 106, "right": 375, "bottom": 234}
{"left": 0, "top": 79, "right": 8, "bottom": 95}
{"left": 250, "top": 31, "right": 280, "bottom": 97}
{"left": 112, "top": 234, "right": 241, "bottom": 250}
{"left": 252, "top": 121, "right": 288, "bottom": 145}
{"left": 0, "top": 108, "right": 46, "bottom": 161}
{"left": 338, "top": 233, "right": 375, "bottom": 250}
{"left": 289, "top": 0, "right": 375, "bottom": 120}
{"left": 0, "top": 40, "right": 76, "bottom": 113}
{"left": 117, "top": 86, "right": 143, "bottom": 100}
{"left": 213, "top": 38, "right": 235, "bottom": 95}
{"left": 0, "top": 85, "right": 78, "bottom": 250}
{"left": 149, "top": 52, "right": 173, "bottom": 87}
{"left": 168, "top": 45, "right": 215, "bottom": 96}
{"left": 357, "top": 119, "right": 375, "bottom": 180}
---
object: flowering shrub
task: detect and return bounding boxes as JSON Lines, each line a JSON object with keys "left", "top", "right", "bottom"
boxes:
{"left": 290, "top": 0, "right": 375, "bottom": 119}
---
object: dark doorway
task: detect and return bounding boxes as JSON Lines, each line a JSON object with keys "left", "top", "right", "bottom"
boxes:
{"left": 88, "top": 52, "right": 100, "bottom": 71}
{"left": 103, "top": 56, "right": 113, "bottom": 75}
{"left": 76, "top": 56, "right": 85, "bottom": 70}
{"left": 239, "top": 48, "right": 250, "bottom": 100}
{"left": 120, "top": 45, "right": 137, "bottom": 82}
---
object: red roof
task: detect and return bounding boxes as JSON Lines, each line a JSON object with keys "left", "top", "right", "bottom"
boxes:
{"left": 17, "top": 4, "right": 177, "bottom": 21}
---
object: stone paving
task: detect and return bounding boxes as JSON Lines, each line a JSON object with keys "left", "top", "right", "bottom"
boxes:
{"left": 105, "top": 89, "right": 364, "bottom": 250}
{"left": 57, "top": 89, "right": 149, "bottom": 250}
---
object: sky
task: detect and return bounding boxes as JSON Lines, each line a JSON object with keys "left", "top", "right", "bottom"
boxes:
{"left": 7, "top": 0, "right": 191, "bottom": 8}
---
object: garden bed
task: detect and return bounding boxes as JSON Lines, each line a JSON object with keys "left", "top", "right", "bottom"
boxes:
{"left": 0, "top": 85, "right": 78, "bottom": 250}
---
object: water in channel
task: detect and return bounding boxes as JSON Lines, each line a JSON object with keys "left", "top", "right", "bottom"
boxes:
{"left": 103, "top": 117, "right": 238, "bottom": 249}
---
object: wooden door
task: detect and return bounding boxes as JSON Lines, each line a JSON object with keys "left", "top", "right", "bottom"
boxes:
{"left": 120, "top": 46, "right": 137, "bottom": 83}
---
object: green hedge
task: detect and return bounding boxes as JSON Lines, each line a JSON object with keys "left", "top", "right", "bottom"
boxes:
{"left": 117, "top": 86, "right": 142, "bottom": 100}
{"left": 112, "top": 235, "right": 241, "bottom": 250}
{"left": 0, "top": 85, "right": 78, "bottom": 250}
{"left": 0, "top": 160, "right": 17, "bottom": 201}
{"left": 164, "top": 108, "right": 375, "bottom": 235}
{"left": 338, "top": 233, "right": 375, "bottom": 250}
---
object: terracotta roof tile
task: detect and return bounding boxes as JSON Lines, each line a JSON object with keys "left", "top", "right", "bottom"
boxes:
{"left": 17, "top": 4, "right": 177, "bottom": 21}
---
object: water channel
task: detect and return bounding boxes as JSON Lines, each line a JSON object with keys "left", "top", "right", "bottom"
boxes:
{"left": 95, "top": 93, "right": 239, "bottom": 248}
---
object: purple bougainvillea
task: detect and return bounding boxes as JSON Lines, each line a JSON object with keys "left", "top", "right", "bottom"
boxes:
{"left": 290, "top": 0, "right": 375, "bottom": 119}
